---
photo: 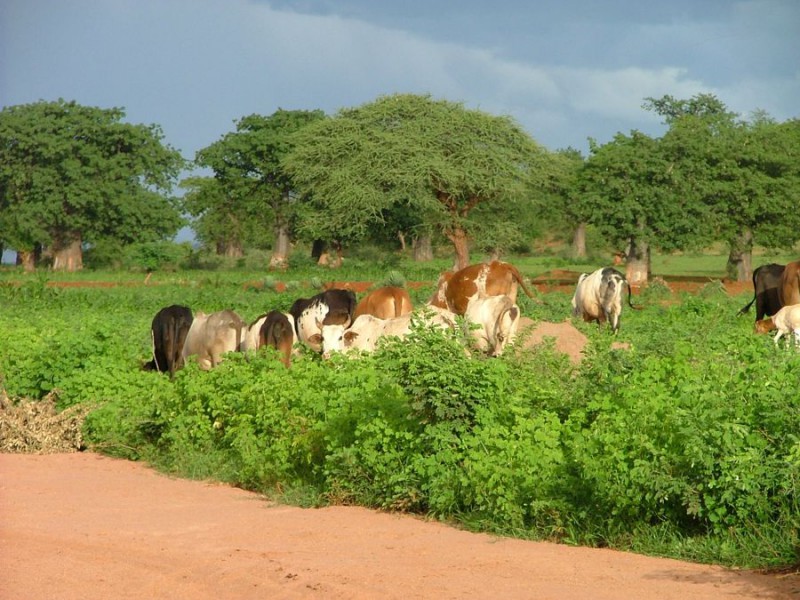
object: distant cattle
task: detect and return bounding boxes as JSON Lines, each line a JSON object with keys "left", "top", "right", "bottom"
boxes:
{"left": 571, "top": 267, "right": 638, "bottom": 333}
{"left": 754, "top": 303, "right": 800, "bottom": 348}
{"left": 289, "top": 289, "right": 357, "bottom": 352}
{"left": 737, "top": 263, "right": 786, "bottom": 321}
{"left": 182, "top": 309, "right": 246, "bottom": 370}
{"left": 241, "top": 311, "right": 296, "bottom": 368}
{"left": 320, "top": 306, "right": 457, "bottom": 357}
{"left": 779, "top": 260, "right": 800, "bottom": 308}
{"left": 354, "top": 286, "right": 413, "bottom": 320}
{"left": 430, "top": 260, "right": 536, "bottom": 315}
{"left": 464, "top": 294, "right": 520, "bottom": 356}
{"left": 143, "top": 304, "right": 193, "bottom": 379}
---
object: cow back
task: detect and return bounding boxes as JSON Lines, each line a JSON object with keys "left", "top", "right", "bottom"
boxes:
{"left": 779, "top": 260, "right": 800, "bottom": 307}
{"left": 355, "top": 286, "right": 413, "bottom": 320}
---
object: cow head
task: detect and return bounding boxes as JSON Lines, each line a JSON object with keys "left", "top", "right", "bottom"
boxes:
{"left": 754, "top": 318, "right": 776, "bottom": 334}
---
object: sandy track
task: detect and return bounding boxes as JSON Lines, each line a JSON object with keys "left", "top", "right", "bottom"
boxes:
{"left": 1, "top": 453, "right": 796, "bottom": 599}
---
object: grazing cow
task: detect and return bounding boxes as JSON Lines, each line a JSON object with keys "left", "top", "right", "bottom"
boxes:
{"left": 354, "top": 286, "right": 413, "bottom": 320}
{"left": 182, "top": 309, "right": 246, "bottom": 370}
{"left": 737, "top": 263, "right": 786, "bottom": 320}
{"left": 241, "top": 311, "right": 296, "bottom": 368}
{"left": 464, "top": 294, "right": 520, "bottom": 357}
{"left": 289, "top": 289, "right": 357, "bottom": 352}
{"left": 779, "top": 260, "right": 800, "bottom": 308}
{"left": 571, "top": 267, "right": 638, "bottom": 334}
{"left": 320, "top": 306, "right": 457, "bottom": 356}
{"left": 430, "top": 260, "right": 536, "bottom": 315}
{"left": 143, "top": 304, "right": 193, "bottom": 379}
{"left": 754, "top": 303, "right": 800, "bottom": 348}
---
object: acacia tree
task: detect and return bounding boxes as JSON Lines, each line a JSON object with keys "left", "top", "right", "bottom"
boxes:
{"left": 577, "top": 130, "right": 714, "bottom": 284}
{"left": 0, "top": 99, "right": 184, "bottom": 271}
{"left": 282, "top": 93, "right": 551, "bottom": 270}
{"left": 645, "top": 94, "right": 800, "bottom": 280}
{"left": 193, "top": 109, "right": 325, "bottom": 267}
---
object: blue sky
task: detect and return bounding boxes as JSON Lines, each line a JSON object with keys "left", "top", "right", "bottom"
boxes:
{"left": 1, "top": 0, "right": 798, "bottom": 258}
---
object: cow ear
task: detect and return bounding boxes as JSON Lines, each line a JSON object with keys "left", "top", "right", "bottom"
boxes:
{"left": 509, "top": 306, "right": 519, "bottom": 321}
{"left": 344, "top": 331, "right": 359, "bottom": 342}
{"left": 308, "top": 333, "right": 322, "bottom": 345}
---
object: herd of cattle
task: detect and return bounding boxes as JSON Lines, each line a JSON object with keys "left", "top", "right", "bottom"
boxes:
{"left": 143, "top": 258, "right": 800, "bottom": 377}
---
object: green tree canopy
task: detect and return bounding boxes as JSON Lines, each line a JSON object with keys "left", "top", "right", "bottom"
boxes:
{"left": 0, "top": 99, "right": 185, "bottom": 271}
{"left": 192, "top": 109, "right": 325, "bottom": 266}
{"left": 282, "top": 93, "right": 552, "bottom": 269}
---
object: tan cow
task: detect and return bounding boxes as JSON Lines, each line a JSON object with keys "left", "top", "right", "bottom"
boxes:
{"left": 464, "top": 294, "right": 520, "bottom": 356}
{"left": 182, "top": 309, "right": 246, "bottom": 370}
{"left": 429, "top": 260, "right": 536, "bottom": 315}
{"left": 755, "top": 303, "right": 800, "bottom": 348}
{"left": 354, "top": 286, "right": 413, "bottom": 320}
{"left": 241, "top": 311, "right": 297, "bottom": 368}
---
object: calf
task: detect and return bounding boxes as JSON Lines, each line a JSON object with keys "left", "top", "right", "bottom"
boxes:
{"left": 354, "top": 286, "right": 413, "bottom": 320}
{"left": 182, "top": 309, "right": 246, "bottom": 370}
{"left": 755, "top": 303, "right": 800, "bottom": 348}
{"left": 571, "top": 267, "right": 638, "bottom": 333}
{"left": 430, "top": 260, "right": 535, "bottom": 315}
{"left": 464, "top": 294, "right": 520, "bottom": 356}
{"left": 289, "top": 289, "right": 357, "bottom": 352}
{"left": 143, "top": 304, "right": 193, "bottom": 379}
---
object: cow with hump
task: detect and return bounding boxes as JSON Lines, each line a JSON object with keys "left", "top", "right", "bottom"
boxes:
{"left": 737, "top": 263, "right": 785, "bottom": 321}
{"left": 143, "top": 304, "right": 193, "bottom": 379}
{"left": 182, "top": 309, "right": 246, "bottom": 370}
{"left": 289, "top": 288, "right": 357, "bottom": 352}
{"left": 430, "top": 260, "right": 535, "bottom": 315}
{"left": 571, "top": 267, "right": 638, "bottom": 333}
{"left": 241, "top": 310, "right": 297, "bottom": 368}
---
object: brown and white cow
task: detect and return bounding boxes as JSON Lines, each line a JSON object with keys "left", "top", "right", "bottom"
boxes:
{"left": 778, "top": 260, "right": 800, "bottom": 308}
{"left": 754, "top": 303, "right": 800, "bottom": 348}
{"left": 464, "top": 294, "right": 520, "bottom": 356}
{"left": 241, "top": 311, "right": 296, "bottom": 368}
{"left": 290, "top": 289, "right": 357, "bottom": 352}
{"left": 429, "top": 260, "right": 536, "bottom": 315}
{"left": 320, "top": 306, "right": 457, "bottom": 356}
{"left": 182, "top": 309, "right": 246, "bottom": 370}
{"left": 354, "top": 286, "right": 413, "bottom": 320}
{"left": 143, "top": 304, "right": 193, "bottom": 379}
{"left": 571, "top": 267, "right": 638, "bottom": 334}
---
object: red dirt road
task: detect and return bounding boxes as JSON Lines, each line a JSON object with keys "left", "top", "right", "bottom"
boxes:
{"left": 1, "top": 453, "right": 796, "bottom": 600}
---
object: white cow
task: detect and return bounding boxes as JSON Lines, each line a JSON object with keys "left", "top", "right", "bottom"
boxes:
{"left": 571, "top": 267, "right": 637, "bottom": 334}
{"left": 464, "top": 294, "right": 520, "bottom": 356}
{"left": 182, "top": 309, "right": 246, "bottom": 370}
{"left": 755, "top": 303, "right": 800, "bottom": 348}
{"left": 320, "top": 306, "right": 457, "bottom": 357}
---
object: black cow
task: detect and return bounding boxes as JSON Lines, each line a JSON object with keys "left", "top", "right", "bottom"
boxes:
{"left": 289, "top": 289, "right": 357, "bottom": 352}
{"left": 143, "top": 304, "right": 193, "bottom": 379}
{"left": 737, "top": 263, "right": 785, "bottom": 321}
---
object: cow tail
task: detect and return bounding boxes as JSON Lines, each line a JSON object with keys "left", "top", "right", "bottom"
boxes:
{"left": 510, "top": 265, "right": 537, "bottom": 300}
{"left": 626, "top": 279, "right": 642, "bottom": 310}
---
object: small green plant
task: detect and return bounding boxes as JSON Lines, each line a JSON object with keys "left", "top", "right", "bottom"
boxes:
{"left": 383, "top": 270, "right": 406, "bottom": 288}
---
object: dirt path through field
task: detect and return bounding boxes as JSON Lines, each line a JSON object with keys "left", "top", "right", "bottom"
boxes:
{"left": 1, "top": 453, "right": 796, "bottom": 600}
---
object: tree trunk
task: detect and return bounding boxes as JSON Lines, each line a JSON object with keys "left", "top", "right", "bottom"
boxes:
{"left": 447, "top": 226, "right": 470, "bottom": 271}
{"left": 52, "top": 237, "right": 83, "bottom": 272}
{"left": 726, "top": 229, "right": 753, "bottom": 282}
{"left": 17, "top": 250, "right": 36, "bottom": 273}
{"left": 572, "top": 223, "right": 587, "bottom": 258}
{"left": 328, "top": 240, "right": 343, "bottom": 268}
{"left": 269, "top": 222, "right": 291, "bottom": 269}
{"left": 311, "top": 239, "right": 327, "bottom": 261}
{"left": 625, "top": 237, "right": 650, "bottom": 285}
{"left": 412, "top": 233, "right": 433, "bottom": 261}
{"left": 397, "top": 231, "right": 406, "bottom": 252}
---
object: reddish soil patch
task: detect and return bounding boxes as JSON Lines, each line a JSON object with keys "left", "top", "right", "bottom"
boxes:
{"left": 2, "top": 452, "right": 796, "bottom": 600}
